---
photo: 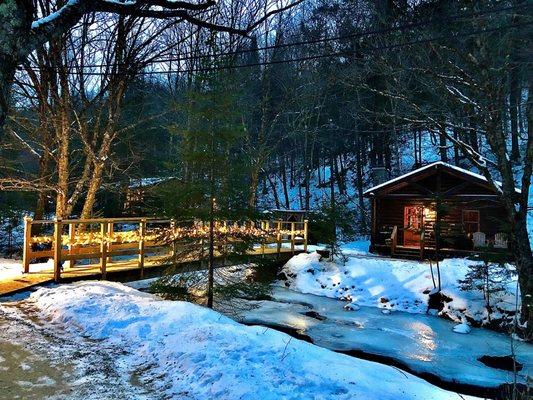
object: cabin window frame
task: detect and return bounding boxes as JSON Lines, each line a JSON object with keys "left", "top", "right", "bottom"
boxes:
{"left": 462, "top": 209, "right": 480, "bottom": 234}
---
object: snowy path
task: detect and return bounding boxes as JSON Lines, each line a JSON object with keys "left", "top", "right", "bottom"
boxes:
{"left": 234, "top": 287, "right": 532, "bottom": 394}
{"left": 0, "top": 299, "right": 154, "bottom": 399}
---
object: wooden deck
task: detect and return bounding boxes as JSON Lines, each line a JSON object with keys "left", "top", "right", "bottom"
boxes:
{"left": 371, "top": 243, "right": 512, "bottom": 261}
{"left": 0, "top": 246, "right": 301, "bottom": 297}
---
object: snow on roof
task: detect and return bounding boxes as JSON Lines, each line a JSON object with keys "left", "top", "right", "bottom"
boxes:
{"left": 363, "top": 161, "right": 520, "bottom": 196}
{"left": 270, "top": 209, "right": 308, "bottom": 213}
{"left": 128, "top": 177, "right": 174, "bottom": 189}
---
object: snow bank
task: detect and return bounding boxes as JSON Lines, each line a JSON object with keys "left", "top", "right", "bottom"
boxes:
{"left": 279, "top": 252, "right": 518, "bottom": 327}
{"left": 30, "top": 281, "right": 472, "bottom": 400}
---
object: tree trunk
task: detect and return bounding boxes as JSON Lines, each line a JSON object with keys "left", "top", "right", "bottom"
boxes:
{"left": 0, "top": 53, "right": 17, "bottom": 139}
{"left": 80, "top": 162, "right": 105, "bottom": 218}
{"left": 55, "top": 108, "right": 71, "bottom": 219}
{"left": 509, "top": 68, "right": 520, "bottom": 162}
{"left": 329, "top": 156, "right": 336, "bottom": 257}
{"left": 355, "top": 138, "right": 367, "bottom": 232}
{"left": 248, "top": 159, "right": 260, "bottom": 209}
{"left": 267, "top": 174, "right": 281, "bottom": 209}
{"left": 512, "top": 218, "right": 533, "bottom": 338}
{"left": 439, "top": 125, "right": 448, "bottom": 162}
{"left": 280, "top": 157, "right": 290, "bottom": 209}
{"left": 32, "top": 150, "right": 51, "bottom": 235}
{"left": 0, "top": 1, "right": 32, "bottom": 139}
{"left": 453, "top": 128, "right": 460, "bottom": 165}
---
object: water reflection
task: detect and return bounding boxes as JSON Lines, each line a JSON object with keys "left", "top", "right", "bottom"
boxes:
{"left": 407, "top": 321, "right": 436, "bottom": 362}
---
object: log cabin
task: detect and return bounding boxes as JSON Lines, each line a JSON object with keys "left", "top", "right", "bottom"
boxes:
{"left": 364, "top": 162, "right": 519, "bottom": 260}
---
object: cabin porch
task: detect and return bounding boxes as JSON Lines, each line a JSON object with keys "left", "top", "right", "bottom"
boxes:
{"left": 370, "top": 243, "right": 511, "bottom": 261}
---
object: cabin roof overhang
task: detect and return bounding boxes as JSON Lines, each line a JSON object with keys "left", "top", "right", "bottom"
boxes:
{"left": 363, "top": 161, "right": 521, "bottom": 198}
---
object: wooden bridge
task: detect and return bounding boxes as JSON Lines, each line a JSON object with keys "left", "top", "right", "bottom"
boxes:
{"left": 0, "top": 217, "right": 308, "bottom": 296}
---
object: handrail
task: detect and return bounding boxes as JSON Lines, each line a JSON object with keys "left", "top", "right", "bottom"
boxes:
{"left": 391, "top": 225, "right": 398, "bottom": 255}
{"left": 420, "top": 228, "right": 425, "bottom": 260}
{"left": 22, "top": 216, "right": 309, "bottom": 281}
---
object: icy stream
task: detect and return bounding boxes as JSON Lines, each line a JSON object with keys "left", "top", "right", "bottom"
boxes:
{"left": 231, "top": 287, "right": 533, "bottom": 393}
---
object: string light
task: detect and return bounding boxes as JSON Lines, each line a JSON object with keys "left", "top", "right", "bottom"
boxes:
{"left": 30, "top": 220, "right": 306, "bottom": 247}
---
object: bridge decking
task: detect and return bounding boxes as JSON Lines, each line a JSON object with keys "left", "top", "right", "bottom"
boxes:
{"left": 1, "top": 246, "right": 300, "bottom": 297}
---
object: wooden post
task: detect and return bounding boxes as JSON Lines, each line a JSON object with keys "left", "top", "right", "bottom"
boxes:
{"left": 138, "top": 218, "right": 146, "bottom": 278}
{"left": 100, "top": 222, "right": 108, "bottom": 279}
{"left": 68, "top": 222, "right": 76, "bottom": 269}
{"left": 420, "top": 228, "right": 425, "bottom": 261}
{"left": 170, "top": 219, "right": 177, "bottom": 264}
{"left": 260, "top": 221, "right": 266, "bottom": 257}
{"left": 106, "top": 221, "right": 114, "bottom": 263}
{"left": 371, "top": 198, "right": 377, "bottom": 251}
{"left": 22, "top": 216, "right": 32, "bottom": 273}
{"left": 391, "top": 225, "right": 398, "bottom": 255}
{"left": 53, "top": 218, "right": 63, "bottom": 282}
{"left": 290, "top": 222, "right": 296, "bottom": 254}
{"left": 276, "top": 220, "right": 282, "bottom": 256}
{"left": 303, "top": 219, "right": 308, "bottom": 252}
{"left": 223, "top": 220, "right": 228, "bottom": 264}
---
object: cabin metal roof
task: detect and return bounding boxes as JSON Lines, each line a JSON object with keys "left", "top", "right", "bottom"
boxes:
{"left": 363, "top": 161, "right": 520, "bottom": 197}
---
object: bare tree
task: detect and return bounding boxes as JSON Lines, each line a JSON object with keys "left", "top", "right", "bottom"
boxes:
{"left": 0, "top": 0, "right": 304, "bottom": 138}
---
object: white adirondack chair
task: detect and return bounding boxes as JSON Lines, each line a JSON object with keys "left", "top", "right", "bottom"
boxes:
{"left": 494, "top": 233, "right": 508, "bottom": 249}
{"left": 472, "top": 231, "right": 486, "bottom": 248}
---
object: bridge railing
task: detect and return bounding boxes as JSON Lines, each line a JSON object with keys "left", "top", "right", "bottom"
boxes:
{"left": 22, "top": 216, "right": 308, "bottom": 282}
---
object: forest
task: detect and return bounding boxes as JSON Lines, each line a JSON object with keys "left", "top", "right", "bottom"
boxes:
{"left": 0, "top": 0, "right": 531, "bottom": 339}
{"left": 0, "top": 2, "right": 532, "bottom": 398}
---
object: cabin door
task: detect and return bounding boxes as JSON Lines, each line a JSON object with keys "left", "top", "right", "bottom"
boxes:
{"left": 403, "top": 206, "right": 423, "bottom": 247}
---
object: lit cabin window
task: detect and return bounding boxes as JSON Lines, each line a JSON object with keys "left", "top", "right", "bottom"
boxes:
{"left": 462, "top": 210, "right": 480, "bottom": 234}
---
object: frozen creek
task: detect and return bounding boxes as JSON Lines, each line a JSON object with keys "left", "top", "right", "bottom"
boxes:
{"left": 228, "top": 287, "right": 533, "bottom": 398}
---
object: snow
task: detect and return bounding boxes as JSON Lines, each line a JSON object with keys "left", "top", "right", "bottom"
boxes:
{"left": 31, "top": 0, "right": 81, "bottom": 30}
{"left": 235, "top": 287, "right": 533, "bottom": 389}
{"left": 28, "top": 281, "right": 478, "bottom": 400}
{"left": 279, "top": 249, "right": 519, "bottom": 327}
{"left": 0, "top": 258, "right": 53, "bottom": 280}
{"left": 453, "top": 323, "right": 471, "bottom": 334}
{"left": 338, "top": 239, "right": 371, "bottom": 256}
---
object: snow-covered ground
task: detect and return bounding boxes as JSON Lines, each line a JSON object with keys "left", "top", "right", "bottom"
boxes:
{"left": 0, "top": 258, "right": 53, "bottom": 280}
{"left": 280, "top": 244, "right": 519, "bottom": 328}
{"left": 21, "top": 281, "right": 479, "bottom": 400}
{"left": 234, "top": 287, "right": 532, "bottom": 390}
{"left": 0, "top": 295, "right": 151, "bottom": 399}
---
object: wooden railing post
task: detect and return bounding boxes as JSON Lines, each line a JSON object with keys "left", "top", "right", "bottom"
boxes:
{"left": 22, "top": 216, "right": 32, "bottom": 273}
{"left": 138, "top": 218, "right": 146, "bottom": 278}
{"left": 276, "top": 220, "right": 282, "bottom": 256}
{"left": 68, "top": 222, "right": 76, "bottom": 269}
{"left": 223, "top": 220, "right": 228, "bottom": 263}
{"left": 303, "top": 219, "right": 308, "bottom": 252}
{"left": 53, "top": 218, "right": 63, "bottom": 282}
{"left": 100, "top": 222, "right": 108, "bottom": 279}
{"left": 170, "top": 219, "right": 177, "bottom": 264}
{"left": 106, "top": 221, "right": 114, "bottom": 263}
{"left": 420, "top": 228, "right": 425, "bottom": 260}
{"left": 261, "top": 220, "right": 267, "bottom": 257}
{"left": 290, "top": 222, "right": 296, "bottom": 254}
{"left": 391, "top": 225, "right": 398, "bottom": 256}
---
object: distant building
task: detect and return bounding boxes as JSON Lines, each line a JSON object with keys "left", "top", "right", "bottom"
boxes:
{"left": 123, "top": 177, "right": 175, "bottom": 216}
{"left": 364, "top": 162, "right": 517, "bottom": 259}
{"left": 268, "top": 209, "right": 308, "bottom": 223}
